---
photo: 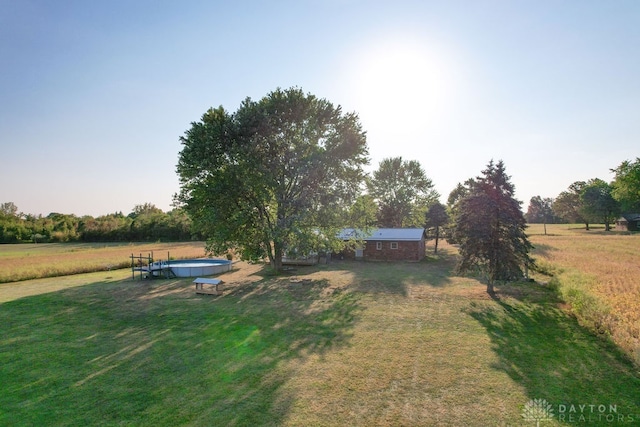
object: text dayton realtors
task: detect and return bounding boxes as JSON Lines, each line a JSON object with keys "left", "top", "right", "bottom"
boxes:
{"left": 556, "top": 403, "right": 635, "bottom": 423}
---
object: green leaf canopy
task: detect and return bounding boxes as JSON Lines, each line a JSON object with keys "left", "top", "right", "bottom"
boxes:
{"left": 580, "top": 179, "right": 620, "bottom": 231}
{"left": 611, "top": 158, "right": 640, "bottom": 213}
{"left": 368, "top": 157, "right": 439, "bottom": 227}
{"left": 176, "top": 88, "right": 369, "bottom": 271}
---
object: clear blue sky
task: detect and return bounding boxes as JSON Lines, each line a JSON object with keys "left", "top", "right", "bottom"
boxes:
{"left": 1, "top": 1, "right": 638, "bottom": 217}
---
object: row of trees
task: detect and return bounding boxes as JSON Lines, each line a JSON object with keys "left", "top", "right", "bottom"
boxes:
{"left": 176, "top": 88, "right": 447, "bottom": 270}
{"left": 7, "top": 87, "right": 635, "bottom": 292}
{"left": 177, "top": 87, "right": 533, "bottom": 293}
{"left": 525, "top": 158, "right": 640, "bottom": 231}
{"left": 0, "top": 202, "right": 196, "bottom": 243}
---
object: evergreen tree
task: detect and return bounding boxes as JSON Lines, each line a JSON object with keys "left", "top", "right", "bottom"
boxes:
{"left": 424, "top": 202, "right": 449, "bottom": 254}
{"left": 454, "top": 160, "right": 533, "bottom": 294}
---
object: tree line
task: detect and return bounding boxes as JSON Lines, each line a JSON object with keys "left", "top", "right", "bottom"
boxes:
{"left": 525, "top": 158, "right": 640, "bottom": 231}
{"left": 5, "top": 153, "right": 632, "bottom": 246}
{"left": 177, "top": 87, "right": 640, "bottom": 287}
{"left": 176, "top": 87, "right": 531, "bottom": 285}
{"left": 5, "top": 86, "right": 638, "bottom": 291}
{"left": 0, "top": 202, "right": 198, "bottom": 243}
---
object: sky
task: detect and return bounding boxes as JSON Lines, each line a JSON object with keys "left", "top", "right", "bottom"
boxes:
{"left": 1, "top": 0, "right": 639, "bottom": 217}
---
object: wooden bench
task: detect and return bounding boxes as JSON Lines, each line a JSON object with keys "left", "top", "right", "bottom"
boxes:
{"left": 193, "top": 278, "right": 224, "bottom": 295}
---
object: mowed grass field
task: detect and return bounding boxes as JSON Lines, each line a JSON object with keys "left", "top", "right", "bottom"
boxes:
{"left": 1, "top": 239, "right": 639, "bottom": 426}
{"left": 0, "top": 242, "right": 207, "bottom": 283}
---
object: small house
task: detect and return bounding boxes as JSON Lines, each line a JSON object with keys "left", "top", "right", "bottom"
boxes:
{"left": 615, "top": 214, "right": 640, "bottom": 232}
{"left": 338, "top": 228, "right": 427, "bottom": 261}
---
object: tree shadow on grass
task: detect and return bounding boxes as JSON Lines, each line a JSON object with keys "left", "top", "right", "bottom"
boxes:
{"left": 0, "top": 273, "right": 360, "bottom": 426}
{"left": 467, "top": 284, "right": 640, "bottom": 423}
{"left": 315, "top": 250, "right": 457, "bottom": 297}
{"left": 233, "top": 247, "right": 459, "bottom": 298}
{"left": 530, "top": 242, "right": 558, "bottom": 258}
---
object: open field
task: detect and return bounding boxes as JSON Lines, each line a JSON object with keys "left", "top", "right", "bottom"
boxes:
{"left": 527, "top": 224, "right": 640, "bottom": 366}
{"left": 1, "top": 247, "right": 639, "bottom": 426}
{"left": 0, "top": 242, "right": 207, "bottom": 283}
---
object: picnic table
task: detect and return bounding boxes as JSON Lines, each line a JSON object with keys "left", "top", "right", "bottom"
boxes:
{"left": 193, "top": 278, "right": 223, "bottom": 295}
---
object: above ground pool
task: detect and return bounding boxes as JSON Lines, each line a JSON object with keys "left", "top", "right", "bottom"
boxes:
{"left": 148, "top": 258, "right": 232, "bottom": 278}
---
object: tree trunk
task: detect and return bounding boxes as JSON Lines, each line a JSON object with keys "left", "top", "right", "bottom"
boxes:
{"left": 434, "top": 226, "right": 439, "bottom": 254}
{"left": 486, "top": 279, "right": 495, "bottom": 296}
{"left": 272, "top": 256, "right": 283, "bottom": 272}
{"left": 272, "top": 242, "right": 284, "bottom": 273}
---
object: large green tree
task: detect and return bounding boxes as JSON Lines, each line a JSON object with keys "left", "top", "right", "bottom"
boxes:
{"left": 368, "top": 157, "right": 439, "bottom": 227}
{"left": 0, "top": 202, "right": 25, "bottom": 243}
{"left": 346, "top": 194, "right": 378, "bottom": 228}
{"left": 453, "top": 160, "right": 533, "bottom": 294}
{"left": 553, "top": 181, "right": 589, "bottom": 229}
{"left": 525, "top": 196, "right": 554, "bottom": 224}
{"left": 0, "top": 202, "right": 19, "bottom": 217}
{"left": 176, "top": 88, "right": 369, "bottom": 271}
{"left": 580, "top": 179, "right": 620, "bottom": 231}
{"left": 611, "top": 158, "right": 640, "bottom": 213}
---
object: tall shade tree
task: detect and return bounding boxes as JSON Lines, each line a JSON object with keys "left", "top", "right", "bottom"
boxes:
{"left": 525, "top": 196, "right": 554, "bottom": 224}
{"left": 424, "top": 201, "right": 449, "bottom": 254}
{"left": 453, "top": 160, "right": 533, "bottom": 294}
{"left": 525, "top": 195, "right": 556, "bottom": 235}
{"left": 553, "top": 181, "right": 589, "bottom": 229}
{"left": 346, "top": 194, "right": 378, "bottom": 228}
{"left": 611, "top": 158, "right": 640, "bottom": 213}
{"left": 176, "top": 88, "right": 369, "bottom": 272}
{"left": 368, "top": 157, "right": 439, "bottom": 227}
{"left": 129, "top": 203, "right": 163, "bottom": 218}
{"left": 580, "top": 178, "right": 620, "bottom": 231}
{"left": 0, "top": 202, "right": 23, "bottom": 243}
{"left": 0, "top": 202, "right": 19, "bottom": 217}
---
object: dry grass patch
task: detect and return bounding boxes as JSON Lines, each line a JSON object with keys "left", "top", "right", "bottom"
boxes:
{"left": 528, "top": 224, "right": 640, "bottom": 365}
{"left": 0, "top": 242, "right": 207, "bottom": 283}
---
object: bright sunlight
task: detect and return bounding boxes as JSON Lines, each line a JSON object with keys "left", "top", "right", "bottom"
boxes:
{"left": 344, "top": 34, "right": 458, "bottom": 155}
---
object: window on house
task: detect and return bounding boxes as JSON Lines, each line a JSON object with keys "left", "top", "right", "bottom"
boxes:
{"left": 390, "top": 242, "right": 398, "bottom": 249}
{"left": 376, "top": 242, "right": 382, "bottom": 250}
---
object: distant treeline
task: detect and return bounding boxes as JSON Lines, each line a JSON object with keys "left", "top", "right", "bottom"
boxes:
{"left": 0, "top": 202, "right": 200, "bottom": 243}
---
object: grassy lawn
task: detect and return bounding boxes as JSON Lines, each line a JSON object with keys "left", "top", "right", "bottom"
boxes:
{"left": 0, "top": 242, "right": 207, "bottom": 283}
{"left": 2, "top": 245, "right": 639, "bottom": 426}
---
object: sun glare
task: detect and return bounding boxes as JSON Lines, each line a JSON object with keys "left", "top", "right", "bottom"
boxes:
{"left": 343, "top": 35, "right": 457, "bottom": 153}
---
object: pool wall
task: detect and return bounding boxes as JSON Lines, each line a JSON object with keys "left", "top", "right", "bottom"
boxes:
{"left": 150, "top": 259, "right": 232, "bottom": 278}
{"left": 171, "top": 259, "right": 232, "bottom": 277}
